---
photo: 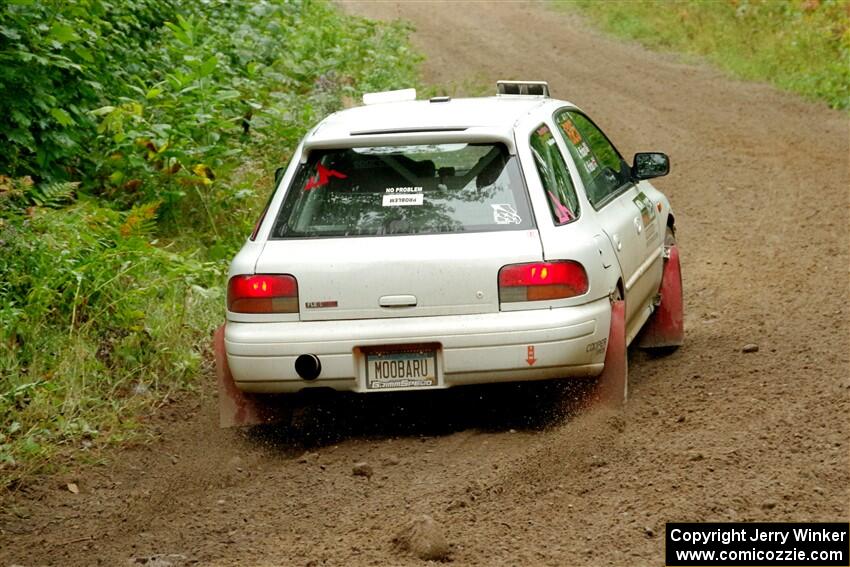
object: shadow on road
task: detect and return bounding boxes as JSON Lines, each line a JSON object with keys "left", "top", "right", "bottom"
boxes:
{"left": 242, "top": 378, "right": 596, "bottom": 453}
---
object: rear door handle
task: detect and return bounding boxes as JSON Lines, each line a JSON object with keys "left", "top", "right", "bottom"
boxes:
{"left": 379, "top": 294, "right": 417, "bottom": 308}
{"left": 612, "top": 234, "right": 623, "bottom": 251}
{"left": 634, "top": 217, "right": 643, "bottom": 234}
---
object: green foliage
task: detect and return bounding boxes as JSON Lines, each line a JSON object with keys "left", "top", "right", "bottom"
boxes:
{"left": 0, "top": 176, "right": 77, "bottom": 211}
{"left": 558, "top": 0, "right": 850, "bottom": 109}
{"left": 0, "top": 199, "right": 222, "bottom": 481}
{"left": 29, "top": 181, "right": 79, "bottom": 209}
{"left": 0, "top": 0, "right": 177, "bottom": 180}
{"left": 1, "top": 0, "right": 421, "bottom": 221}
{"left": 0, "top": 0, "right": 421, "bottom": 487}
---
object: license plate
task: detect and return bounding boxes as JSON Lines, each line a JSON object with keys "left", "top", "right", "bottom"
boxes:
{"left": 365, "top": 348, "right": 438, "bottom": 390}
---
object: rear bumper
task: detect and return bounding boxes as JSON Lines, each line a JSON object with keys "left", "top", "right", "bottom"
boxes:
{"left": 225, "top": 297, "right": 611, "bottom": 393}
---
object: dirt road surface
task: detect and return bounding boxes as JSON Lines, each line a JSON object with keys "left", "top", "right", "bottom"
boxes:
{"left": 2, "top": 2, "right": 848, "bottom": 566}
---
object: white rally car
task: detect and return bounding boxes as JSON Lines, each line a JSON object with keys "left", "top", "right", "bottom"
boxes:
{"left": 214, "top": 81, "right": 683, "bottom": 427}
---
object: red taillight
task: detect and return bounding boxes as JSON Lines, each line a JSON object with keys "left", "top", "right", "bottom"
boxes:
{"left": 498, "top": 261, "right": 588, "bottom": 302}
{"left": 227, "top": 275, "right": 298, "bottom": 313}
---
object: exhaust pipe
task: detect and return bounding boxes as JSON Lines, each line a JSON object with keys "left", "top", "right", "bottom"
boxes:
{"left": 295, "top": 354, "right": 321, "bottom": 380}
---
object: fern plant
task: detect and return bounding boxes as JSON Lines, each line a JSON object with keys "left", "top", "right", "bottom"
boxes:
{"left": 0, "top": 177, "right": 78, "bottom": 212}
{"left": 25, "top": 181, "right": 78, "bottom": 209}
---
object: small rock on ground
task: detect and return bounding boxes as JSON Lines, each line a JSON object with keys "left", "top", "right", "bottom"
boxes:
{"left": 742, "top": 343, "right": 759, "bottom": 353}
{"left": 127, "top": 554, "right": 189, "bottom": 567}
{"left": 381, "top": 454, "right": 401, "bottom": 466}
{"left": 392, "top": 514, "right": 450, "bottom": 561}
{"left": 298, "top": 452, "right": 320, "bottom": 464}
{"left": 352, "top": 462, "right": 373, "bottom": 479}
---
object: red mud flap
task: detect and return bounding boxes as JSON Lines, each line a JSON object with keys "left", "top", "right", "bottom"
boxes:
{"left": 592, "top": 298, "right": 628, "bottom": 406}
{"left": 638, "top": 244, "right": 684, "bottom": 349}
{"left": 214, "top": 325, "right": 287, "bottom": 428}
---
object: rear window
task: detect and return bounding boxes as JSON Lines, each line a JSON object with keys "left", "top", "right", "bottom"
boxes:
{"left": 270, "top": 143, "right": 534, "bottom": 238}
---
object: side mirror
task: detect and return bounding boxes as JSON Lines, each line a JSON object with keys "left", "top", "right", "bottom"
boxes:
{"left": 632, "top": 152, "right": 669, "bottom": 180}
{"left": 274, "top": 166, "right": 286, "bottom": 187}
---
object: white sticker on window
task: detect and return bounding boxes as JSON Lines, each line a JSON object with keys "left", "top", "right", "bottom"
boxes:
{"left": 385, "top": 186, "right": 423, "bottom": 194}
{"left": 383, "top": 194, "right": 424, "bottom": 207}
{"left": 491, "top": 204, "right": 522, "bottom": 224}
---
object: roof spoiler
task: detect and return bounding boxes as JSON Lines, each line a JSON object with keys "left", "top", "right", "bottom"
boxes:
{"left": 362, "top": 88, "right": 417, "bottom": 105}
{"left": 496, "top": 80, "right": 549, "bottom": 97}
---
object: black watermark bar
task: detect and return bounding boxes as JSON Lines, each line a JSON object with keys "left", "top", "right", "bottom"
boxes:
{"left": 666, "top": 523, "right": 849, "bottom": 566}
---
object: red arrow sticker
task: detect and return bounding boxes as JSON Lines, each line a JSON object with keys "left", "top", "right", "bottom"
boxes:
{"left": 526, "top": 345, "right": 537, "bottom": 366}
{"left": 304, "top": 163, "right": 347, "bottom": 191}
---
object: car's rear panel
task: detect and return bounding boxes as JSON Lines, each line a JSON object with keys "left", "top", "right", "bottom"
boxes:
{"left": 255, "top": 230, "right": 545, "bottom": 321}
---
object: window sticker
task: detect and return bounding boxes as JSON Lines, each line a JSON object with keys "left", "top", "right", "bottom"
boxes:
{"left": 560, "top": 119, "right": 582, "bottom": 145}
{"left": 304, "top": 163, "right": 347, "bottom": 191}
{"left": 565, "top": 126, "right": 598, "bottom": 174}
{"left": 383, "top": 193, "right": 423, "bottom": 207}
{"left": 491, "top": 203, "right": 522, "bottom": 224}
{"left": 354, "top": 144, "right": 467, "bottom": 155}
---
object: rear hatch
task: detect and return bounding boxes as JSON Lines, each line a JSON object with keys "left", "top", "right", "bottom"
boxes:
{"left": 257, "top": 140, "right": 542, "bottom": 320}
{"left": 256, "top": 231, "right": 543, "bottom": 321}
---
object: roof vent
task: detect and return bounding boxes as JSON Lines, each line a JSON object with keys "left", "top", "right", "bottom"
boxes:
{"left": 362, "top": 88, "right": 417, "bottom": 105}
{"left": 430, "top": 96, "right": 451, "bottom": 103}
{"left": 496, "top": 80, "right": 549, "bottom": 97}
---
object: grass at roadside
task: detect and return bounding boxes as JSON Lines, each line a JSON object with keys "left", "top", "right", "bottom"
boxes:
{"left": 0, "top": 0, "right": 420, "bottom": 489}
{"left": 555, "top": 0, "right": 850, "bottom": 109}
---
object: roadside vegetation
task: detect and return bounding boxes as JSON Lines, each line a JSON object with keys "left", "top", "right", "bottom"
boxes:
{"left": 0, "top": 0, "right": 420, "bottom": 488}
{"left": 559, "top": 0, "right": 850, "bottom": 109}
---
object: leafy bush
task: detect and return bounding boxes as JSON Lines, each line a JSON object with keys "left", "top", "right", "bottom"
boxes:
{"left": 0, "top": 0, "right": 420, "bottom": 486}
{"left": 2, "top": 0, "right": 420, "bottom": 220}
{"left": 0, "top": 191, "right": 223, "bottom": 476}
{"left": 0, "top": 0, "right": 178, "bottom": 181}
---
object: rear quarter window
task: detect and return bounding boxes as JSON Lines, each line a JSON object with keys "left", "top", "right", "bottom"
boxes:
{"left": 529, "top": 123, "right": 580, "bottom": 225}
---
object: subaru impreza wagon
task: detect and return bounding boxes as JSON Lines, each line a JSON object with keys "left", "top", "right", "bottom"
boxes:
{"left": 214, "top": 81, "right": 683, "bottom": 427}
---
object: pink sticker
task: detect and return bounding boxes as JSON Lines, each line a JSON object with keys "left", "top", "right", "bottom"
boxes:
{"left": 548, "top": 191, "right": 574, "bottom": 223}
{"left": 305, "top": 163, "right": 347, "bottom": 191}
